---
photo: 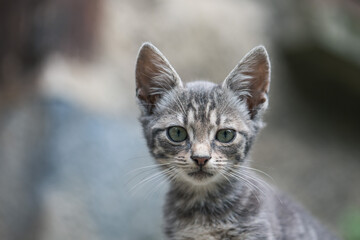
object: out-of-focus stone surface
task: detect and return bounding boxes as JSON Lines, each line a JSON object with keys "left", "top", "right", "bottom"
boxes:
{"left": 40, "top": 0, "right": 270, "bottom": 114}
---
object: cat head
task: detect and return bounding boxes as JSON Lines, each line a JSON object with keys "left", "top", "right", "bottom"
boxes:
{"left": 136, "top": 43, "right": 270, "bottom": 188}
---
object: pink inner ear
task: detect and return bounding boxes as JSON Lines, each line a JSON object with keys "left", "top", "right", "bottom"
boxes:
{"left": 244, "top": 63, "right": 270, "bottom": 118}
{"left": 135, "top": 43, "right": 181, "bottom": 114}
{"left": 226, "top": 47, "right": 271, "bottom": 119}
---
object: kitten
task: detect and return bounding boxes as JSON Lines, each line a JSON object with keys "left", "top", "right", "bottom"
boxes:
{"left": 135, "top": 43, "right": 339, "bottom": 240}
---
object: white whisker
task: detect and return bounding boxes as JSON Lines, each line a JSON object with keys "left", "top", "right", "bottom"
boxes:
{"left": 217, "top": 169, "right": 233, "bottom": 187}
{"left": 129, "top": 167, "right": 174, "bottom": 193}
{"left": 237, "top": 165, "right": 275, "bottom": 183}
{"left": 143, "top": 168, "right": 177, "bottom": 199}
{"left": 125, "top": 163, "right": 171, "bottom": 176}
{"left": 226, "top": 169, "right": 263, "bottom": 203}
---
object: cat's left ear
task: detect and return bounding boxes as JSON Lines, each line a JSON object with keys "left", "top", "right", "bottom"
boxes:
{"left": 222, "top": 46, "right": 271, "bottom": 120}
{"left": 136, "top": 42, "right": 183, "bottom": 114}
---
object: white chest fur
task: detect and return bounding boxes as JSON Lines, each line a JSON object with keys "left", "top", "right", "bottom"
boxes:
{"left": 171, "top": 223, "right": 245, "bottom": 240}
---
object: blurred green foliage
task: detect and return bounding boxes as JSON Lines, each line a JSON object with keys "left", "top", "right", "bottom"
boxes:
{"left": 341, "top": 208, "right": 360, "bottom": 240}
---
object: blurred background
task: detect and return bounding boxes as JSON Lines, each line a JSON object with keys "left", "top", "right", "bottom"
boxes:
{"left": 0, "top": 0, "right": 359, "bottom": 239}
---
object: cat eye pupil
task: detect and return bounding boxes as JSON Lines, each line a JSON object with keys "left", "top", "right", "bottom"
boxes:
{"left": 167, "top": 126, "right": 187, "bottom": 142}
{"left": 216, "top": 129, "right": 235, "bottom": 143}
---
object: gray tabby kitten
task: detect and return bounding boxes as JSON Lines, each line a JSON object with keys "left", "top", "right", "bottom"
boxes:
{"left": 135, "top": 43, "right": 339, "bottom": 240}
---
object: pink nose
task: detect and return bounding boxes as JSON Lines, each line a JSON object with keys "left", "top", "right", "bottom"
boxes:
{"left": 191, "top": 156, "right": 211, "bottom": 166}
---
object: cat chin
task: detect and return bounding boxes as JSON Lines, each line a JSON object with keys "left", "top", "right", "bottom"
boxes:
{"left": 177, "top": 171, "right": 222, "bottom": 187}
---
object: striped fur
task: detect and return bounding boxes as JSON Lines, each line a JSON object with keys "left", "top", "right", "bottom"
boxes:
{"left": 135, "top": 43, "right": 339, "bottom": 240}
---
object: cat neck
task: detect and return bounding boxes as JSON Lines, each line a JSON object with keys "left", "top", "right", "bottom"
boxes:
{"left": 165, "top": 177, "right": 263, "bottom": 222}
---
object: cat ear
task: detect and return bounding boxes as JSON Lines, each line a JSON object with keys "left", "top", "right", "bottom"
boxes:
{"left": 136, "top": 42, "right": 183, "bottom": 114}
{"left": 222, "top": 46, "right": 271, "bottom": 119}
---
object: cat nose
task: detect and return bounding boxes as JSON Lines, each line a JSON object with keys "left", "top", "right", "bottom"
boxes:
{"left": 191, "top": 156, "right": 211, "bottom": 167}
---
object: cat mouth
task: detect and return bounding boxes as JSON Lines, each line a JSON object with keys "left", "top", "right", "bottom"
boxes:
{"left": 188, "top": 170, "right": 214, "bottom": 179}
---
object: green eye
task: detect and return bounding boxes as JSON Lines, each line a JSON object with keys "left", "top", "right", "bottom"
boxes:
{"left": 216, "top": 129, "right": 236, "bottom": 143}
{"left": 167, "top": 126, "right": 187, "bottom": 142}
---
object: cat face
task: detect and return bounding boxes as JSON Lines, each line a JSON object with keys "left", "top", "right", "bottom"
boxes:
{"left": 136, "top": 43, "right": 270, "bottom": 187}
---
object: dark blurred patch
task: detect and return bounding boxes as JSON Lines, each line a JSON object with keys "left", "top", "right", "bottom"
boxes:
{"left": 0, "top": 0, "right": 101, "bottom": 102}
{"left": 32, "top": 0, "right": 102, "bottom": 58}
{"left": 279, "top": 44, "right": 360, "bottom": 134}
{"left": 0, "top": 0, "right": 44, "bottom": 101}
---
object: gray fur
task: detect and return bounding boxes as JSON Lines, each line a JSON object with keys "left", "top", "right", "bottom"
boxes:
{"left": 135, "top": 43, "right": 339, "bottom": 240}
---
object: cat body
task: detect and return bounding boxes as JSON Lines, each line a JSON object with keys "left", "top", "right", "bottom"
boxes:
{"left": 164, "top": 180, "right": 331, "bottom": 240}
{"left": 135, "top": 43, "right": 339, "bottom": 240}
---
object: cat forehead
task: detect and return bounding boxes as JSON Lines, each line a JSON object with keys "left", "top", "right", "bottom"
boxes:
{"left": 157, "top": 81, "right": 221, "bottom": 114}
{"left": 154, "top": 81, "right": 249, "bottom": 129}
{"left": 185, "top": 81, "right": 217, "bottom": 91}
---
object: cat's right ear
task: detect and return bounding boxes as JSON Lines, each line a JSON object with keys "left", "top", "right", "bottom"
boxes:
{"left": 222, "top": 46, "right": 271, "bottom": 120}
{"left": 135, "top": 43, "right": 183, "bottom": 114}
